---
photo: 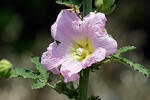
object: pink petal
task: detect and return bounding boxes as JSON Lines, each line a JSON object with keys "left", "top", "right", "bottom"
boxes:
{"left": 51, "top": 10, "right": 80, "bottom": 43}
{"left": 81, "top": 47, "right": 106, "bottom": 69}
{"left": 82, "top": 12, "right": 117, "bottom": 56}
{"left": 41, "top": 41, "right": 71, "bottom": 73}
{"left": 62, "top": 70, "right": 79, "bottom": 82}
{"left": 60, "top": 59, "right": 82, "bottom": 82}
{"left": 82, "top": 12, "right": 107, "bottom": 36}
{"left": 61, "top": 60, "right": 82, "bottom": 76}
{"left": 51, "top": 68, "right": 60, "bottom": 74}
{"left": 91, "top": 34, "right": 117, "bottom": 56}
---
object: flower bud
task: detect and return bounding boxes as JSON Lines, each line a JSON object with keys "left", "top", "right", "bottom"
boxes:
{"left": 95, "top": 0, "right": 116, "bottom": 15}
{"left": 0, "top": 59, "right": 12, "bottom": 78}
{"left": 95, "top": 0, "right": 103, "bottom": 8}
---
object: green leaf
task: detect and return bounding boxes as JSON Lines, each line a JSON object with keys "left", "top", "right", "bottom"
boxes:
{"left": 32, "top": 79, "right": 46, "bottom": 89}
{"left": 30, "top": 57, "right": 49, "bottom": 89}
{"left": 116, "top": 46, "right": 136, "bottom": 56}
{"left": 8, "top": 57, "right": 50, "bottom": 90}
{"left": 89, "top": 46, "right": 149, "bottom": 77}
{"left": 11, "top": 67, "right": 40, "bottom": 79}
{"left": 31, "top": 57, "right": 49, "bottom": 81}
{"left": 109, "top": 46, "right": 149, "bottom": 78}
{"left": 112, "top": 55, "right": 149, "bottom": 77}
{"left": 31, "top": 57, "right": 46, "bottom": 73}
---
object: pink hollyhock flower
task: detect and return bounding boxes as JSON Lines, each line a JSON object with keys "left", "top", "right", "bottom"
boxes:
{"left": 41, "top": 10, "right": 117, "bottom": 82}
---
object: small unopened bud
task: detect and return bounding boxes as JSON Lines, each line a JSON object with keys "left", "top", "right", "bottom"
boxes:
{"left": 0, "top": 59, "right": 12, "bottom": 78}
{"left": 95, "top": 0, "right": 116, "bottom": 15}
{"left": 95, "top": 0, "right": 103, "bottom": 8}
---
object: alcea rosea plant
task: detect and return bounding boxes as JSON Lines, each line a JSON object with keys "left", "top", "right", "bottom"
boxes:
{"left": 0, "top": 0, "right": 149, "bottom": 100}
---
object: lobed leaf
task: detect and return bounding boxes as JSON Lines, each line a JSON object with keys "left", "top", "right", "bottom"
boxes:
{"left": 11, "top": 67, "right": 40, "bottom": 79}
{"left": 112, "top": 55, "right": 149, "bottom": 77}
{"left": 116, "top": 46, "right": 136, "bottom": 56}
{"left": 31, "top": 57, "right": 49, "bottom": 81}
{"left": 31, "top": 57, "right": 46, "bottom": 73}
{"left": 32, "top": 79, "right": 46, "bottom": 89}
{"left": 92, "top": 46, "right": 149, "bottom": 78}
{"left": 11, "top": 57, "right": 50, "bottom": 89}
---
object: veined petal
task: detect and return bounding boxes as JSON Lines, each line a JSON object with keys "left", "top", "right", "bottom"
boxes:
{"left": 51, "top": 68, "right": 60, "bottom": 74}
{"left": 82, "top": 12, "right": 107, "bottom": 36}
{"left": 83, "top": 12, "right": 106, "bottom": 29}
{"left": 62, "top": 71, "right": 79, "bottom": 82}
{"left": 41, "top": 41, "right": 71, "bottom": 73}
{"left": 51, "top": 10, "right": 80, "bottom": 43}
{"left": 91, "top": 34, "right": 117, "bottom": 56}
{"left": 61, "top": 60, "right": 82, "bottom": 76}
{"left": 81, "top": 47, "right": 106, "bottom": 69}
{"left": 60, "top": 58, "right": 82, "bottom": 82}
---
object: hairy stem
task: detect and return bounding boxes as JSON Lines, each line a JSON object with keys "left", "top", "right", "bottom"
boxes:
{"left": 83, "top": 0, "right": 92, "bottom": 16}
{"left": 46, "top": 83, "right": 54, "bottom": 89}
{"left": 78, "top": 69, "right": 90, "bottom": 100}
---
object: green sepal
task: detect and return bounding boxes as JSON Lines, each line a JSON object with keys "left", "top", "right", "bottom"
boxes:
{"left": 54, "top": 81, "right": 68, "bottom": 94}
{"left": 54, "top": 81, "right": 78, "bottom": 99}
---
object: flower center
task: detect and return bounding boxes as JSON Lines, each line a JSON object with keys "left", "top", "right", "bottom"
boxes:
{"left": 72, "top": 39, "right": 94, "bottom": 61}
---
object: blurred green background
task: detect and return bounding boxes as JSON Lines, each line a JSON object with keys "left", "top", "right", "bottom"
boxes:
{"left": 0, "top": 0, "right": 150, "bottom": 100}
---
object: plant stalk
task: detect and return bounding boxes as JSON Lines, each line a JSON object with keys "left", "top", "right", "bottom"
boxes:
{"left": 78, "top": 0, "right": 92, "bottom": 100}
{"left": 83, "top": 0, "right": 92, "bottom": 16}
{"left": 78, "top": 69, "right": 90, "bottom": 100}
